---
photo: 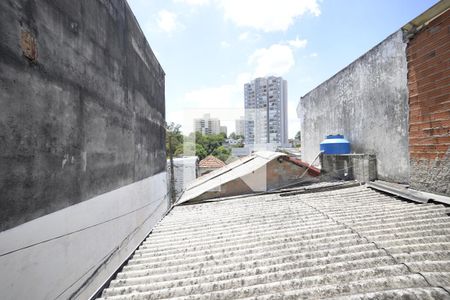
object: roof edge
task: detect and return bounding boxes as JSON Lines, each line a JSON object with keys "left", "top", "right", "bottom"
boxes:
{"left": 402, "top": 1, "right": 450, "bottom": 39}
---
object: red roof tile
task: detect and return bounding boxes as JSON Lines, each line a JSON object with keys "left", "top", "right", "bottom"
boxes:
{"left": 199, "top": 155, "right": 226, "bottom": 168}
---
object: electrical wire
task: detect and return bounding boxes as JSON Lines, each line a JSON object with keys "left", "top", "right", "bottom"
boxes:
{"left": 0, "top": 192, "right": 170, "bottom": 258}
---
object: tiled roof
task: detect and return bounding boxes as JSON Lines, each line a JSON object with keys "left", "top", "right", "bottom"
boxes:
{"left": 198, "top": 155, "right": 226, "bottom": 169}
{"left": 98, "top": 185, "right": 450, "bottom": 299}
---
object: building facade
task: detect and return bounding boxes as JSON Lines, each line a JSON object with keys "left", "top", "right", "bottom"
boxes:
{"left": 194, "top": 113, "right": 222, "bottom": 135}
{"left": 244, "top": 77, "right": 288, "bottom": 145}
{"left": 235, "top": 116, "right": 246, "bottom": 137}
{"left": 220, "top": 126, "right": 228, "bottom": 136}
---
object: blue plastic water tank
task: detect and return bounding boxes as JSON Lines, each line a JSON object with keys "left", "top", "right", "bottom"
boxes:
{"left": 320, "top": 134, "right": 351, "bottom": 154}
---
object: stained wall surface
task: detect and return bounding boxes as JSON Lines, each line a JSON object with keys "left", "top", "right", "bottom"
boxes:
{"left": 0, "top": 0, "right": 166, "bottom": 231}
{"left": 298, "top": 30, "right": 409, "bottom": 183}
{"left": 0, "top": 0, "right": 168, "bottom": 299}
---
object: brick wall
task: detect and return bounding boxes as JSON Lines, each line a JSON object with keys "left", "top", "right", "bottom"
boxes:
{"left": 407, "top": 10, "right": 450, "bottom": 195}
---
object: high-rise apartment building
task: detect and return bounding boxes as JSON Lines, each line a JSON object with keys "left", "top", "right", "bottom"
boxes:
{"left": 193, "top": 113, "right": 222, "bottom": 135}
{"left": 220, "top": 126, "right": 227, "bottom": 136}
{"left": 235, "top": 116, "right": 245, "bottom": 137}
{"left": 244, "top": 76, "right": 288, "bottom": 145}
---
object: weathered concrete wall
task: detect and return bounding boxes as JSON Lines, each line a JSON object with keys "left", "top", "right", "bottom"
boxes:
{"left": 407, "top": 10, "right": 450, "bottom": 196}
{"left": 167, "top": 157, "right": 198, "bottom": 199}
{"left": 0, "top": 0, "right": 168, "bottom": 299}
{"left": 298, "top": 30, "right": 409, "bottom": 183}
{"left": 0, "top": 0, "right": 166, "bottom": 231}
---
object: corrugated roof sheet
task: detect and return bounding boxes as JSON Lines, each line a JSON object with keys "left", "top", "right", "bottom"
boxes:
{"left": 198, "top": 156, "right": 226, "bottom": 169}
{"left": 98, "top": 185, "right": 450, "bottom": 299}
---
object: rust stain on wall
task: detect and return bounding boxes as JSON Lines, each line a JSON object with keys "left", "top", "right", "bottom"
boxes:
{"left": 20, "top": 30, "right": 37, "bottom": 62}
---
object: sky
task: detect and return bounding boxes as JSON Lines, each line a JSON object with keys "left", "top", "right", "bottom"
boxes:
{"left": 127, "top": 0, "right": 439, "bottom": 138}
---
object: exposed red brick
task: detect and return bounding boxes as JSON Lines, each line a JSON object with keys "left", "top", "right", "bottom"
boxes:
{"left": 407, "top": 9, "right": 450, "bottom": 161}
{"left": 430, "top": 110, "right": 450, "bottom": 120}
{"left": 410, "top": 151, "right": 442, "bottom": 160}
{"left": 409, "top": 136, "right": 438, "bottom": 145}
{"left": 410, "top": 144, "right": 438, "bottom": 152}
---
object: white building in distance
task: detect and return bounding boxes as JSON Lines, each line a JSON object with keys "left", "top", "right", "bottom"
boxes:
{"left": 193, "top": 113, "right": 226, "bottom": 135}
{"left": 244, "top": 76, "right": 288, "bottom": 145}
{"left": 220, "top": 126, "right": 227, "bottom": 136}
{"left": 235, "top": 116, "right": 245, "bottom": 137}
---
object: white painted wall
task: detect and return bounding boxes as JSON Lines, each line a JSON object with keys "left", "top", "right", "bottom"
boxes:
{"left": 0, "top": 171, "right": 169, "bottom": 300}
{"left": 167, "top": 157, "right": 198, "bottom": 199}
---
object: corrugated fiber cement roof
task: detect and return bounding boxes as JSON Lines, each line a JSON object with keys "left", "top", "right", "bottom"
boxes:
{"left": 98, "top": 185, "right": 450, "bottom": 299}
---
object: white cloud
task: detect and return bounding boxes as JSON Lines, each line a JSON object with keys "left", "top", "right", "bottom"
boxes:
{"left": 238, "top": 31, "right": 261, "bottom": 42}
{"left": 310, "top": 52, "right": 318, "bottom": 57}
{"left": 157, "top": 10, "right": 179, "bottom": 33}
{"left": 236, "top": 72, "right": 252, "bottom": 86}
{"left": 248, "top": 44, "right": 295, "bottom": 77}
{"left": 238, "top": 32, "right": 249, "bottom": 41}
{"left": 288, "top": 36, "right": 308, "bottom": 49}
{"left": 173, "top": 0, "right": 209, "bottom": 5}
{"left": 220, "top": 41, "right": 231, "bottom": 48}
{"left": 184, "top": 84, "right": 237, "bottom": 107}
{"left": 217, "top": 0, "right": 320, "bottom": 32}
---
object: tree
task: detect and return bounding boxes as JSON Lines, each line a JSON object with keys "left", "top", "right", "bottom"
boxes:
{"left": 212, "top": 146, "right": 231, "bottom": 162}
{"left": 294, "top": 131, "right": 301, "bottom": 147}
{"left": 165, "top": 123, "right": 183, "bottom": 158}
{"left": 165, "top": 122, "right": 181, "bottom": 204}
{"left": 195, "top": 144, "right": 208, "bottom": 160}
{"left": 180, "top": 141, "right": 207, "bottom": 160}
{"left": 194, "top": 132, "right": 226, "bottom": 156}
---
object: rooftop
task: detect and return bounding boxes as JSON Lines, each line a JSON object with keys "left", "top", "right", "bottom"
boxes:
{"left": 97, "top": 184, "right": 450, "bottom": 299}
{"left": 198, "top": 155, "right": 226, "bottom": 169}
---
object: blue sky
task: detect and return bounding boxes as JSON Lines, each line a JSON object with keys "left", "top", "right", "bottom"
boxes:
{"left": 127, "top": 0, "right": 438, "bottom": 138}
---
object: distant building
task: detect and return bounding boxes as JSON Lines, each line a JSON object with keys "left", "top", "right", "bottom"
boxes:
{"left": 226, "top": 137, "right": 243, "bottom": 146}
{"left": 220, "top": 125, "right": 227, "bottom": 136}
{"left": 235, "top": 116, "right": 245, "bottom": 137}
{"left": 244, "top": 76, "right": 288, "bottom": 146}
{"left": 231, "top": 147, "right": 252, "bottom": 157}
{"left": 194, "top": 113, "right": 221, "bottom": 135}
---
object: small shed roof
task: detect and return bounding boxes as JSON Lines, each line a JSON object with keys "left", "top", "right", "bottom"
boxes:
{"left": 198, "top": 155, "right": 226, "bottom": 169}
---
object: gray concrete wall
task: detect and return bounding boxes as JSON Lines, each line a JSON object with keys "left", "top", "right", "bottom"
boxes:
{"left": 0, "top": 0, "right": 166, "bottom": 231}
{"left": 298, "top": 30, "right": 409, "bottom": 183}
{"left": 0, "top": 1, "right": 168, "bottom": 299}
